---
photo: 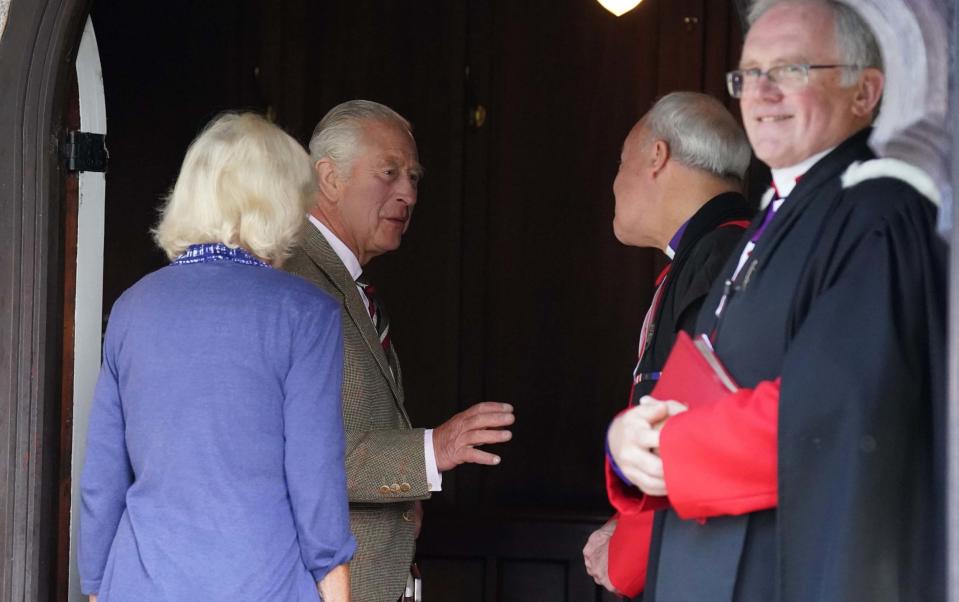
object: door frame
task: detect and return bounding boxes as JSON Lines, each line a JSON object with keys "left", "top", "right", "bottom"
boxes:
{"left": 0, "top": 0, "right": 90, "bottom": 600}
{"left": 949, "top": 2, "right": 959, "bottom": 598}
{"left": 65, "top": 16, "right": 107, "bottom": 601}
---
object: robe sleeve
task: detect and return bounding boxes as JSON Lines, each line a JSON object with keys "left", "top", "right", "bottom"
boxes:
{"left": 608, "top": 510, "right": 656, "bottom": 597}
{"left": 658, "top": 379, "right": 780, "bottom": 520}
{"left": 605, "top": 455, "right": 670, "bottom": 514}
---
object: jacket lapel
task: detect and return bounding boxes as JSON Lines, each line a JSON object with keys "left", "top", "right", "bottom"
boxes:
{"left": 300, "top": 226, "right": 406, "bottom": 407}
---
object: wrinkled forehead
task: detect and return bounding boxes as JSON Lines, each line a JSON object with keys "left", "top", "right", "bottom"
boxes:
{"left": 740, "top": 3, "right": 839, "bottom": 67}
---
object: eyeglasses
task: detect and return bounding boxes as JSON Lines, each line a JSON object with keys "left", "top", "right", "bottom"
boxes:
{"left": 725, "top": 64, "right": 860, "bottom": 98}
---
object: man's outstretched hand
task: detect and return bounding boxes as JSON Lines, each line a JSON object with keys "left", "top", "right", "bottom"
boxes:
{"left": 433, "top": 402, "right": 515, "bottom": 471}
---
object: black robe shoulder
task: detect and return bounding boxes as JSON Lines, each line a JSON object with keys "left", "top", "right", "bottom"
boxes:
{"left": 630, "top": 192, "right": 753, "bottom": 402}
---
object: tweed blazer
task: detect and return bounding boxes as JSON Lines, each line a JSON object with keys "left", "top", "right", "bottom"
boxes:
{"left": 285, "top": 224, "right": 431, "bottom": 602}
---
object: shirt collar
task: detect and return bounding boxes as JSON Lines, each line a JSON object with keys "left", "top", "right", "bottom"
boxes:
{"left": 770, "top": 146, "right": 834, "bottom": 198}
{"left": 308, "top": 214, "right": 363, "bottom": 281}
{"left": 665, "top": 219, "right": 690, "bottom": 259}
{"left": 171, "top": 242, "right": 269, "bottom": 267}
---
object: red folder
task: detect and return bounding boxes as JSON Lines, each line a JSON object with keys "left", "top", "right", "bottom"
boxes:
{"left": 649, "top": 331, "right": 738, "bottom": 406}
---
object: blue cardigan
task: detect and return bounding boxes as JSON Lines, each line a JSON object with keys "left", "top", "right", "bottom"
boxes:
{"left": 80, "top": 259, "right": 355, "bottom": 601}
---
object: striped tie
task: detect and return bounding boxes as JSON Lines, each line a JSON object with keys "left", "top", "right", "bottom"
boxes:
{"left": 356, "top": 273, "right": 391, "bottom": 353}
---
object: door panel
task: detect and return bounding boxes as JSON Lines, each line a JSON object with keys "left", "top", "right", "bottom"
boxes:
{"left": 419, "top": 515, "right": 622, "bottom": 602}
{"left": 417, "top": 2, "right": 742, "bottom": 599}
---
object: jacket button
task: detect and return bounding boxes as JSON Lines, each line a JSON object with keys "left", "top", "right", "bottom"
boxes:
{"left": 379, "top": 485, "right": 391, "bottom": 495}
{"left": 390, "top": 483, "right": 401, "bottom": 493}
{"left": 402, "top": 510, "right": 415, "bottom": 522}
{"left": 400, "top": 482, "right": 411, "bottom": 492}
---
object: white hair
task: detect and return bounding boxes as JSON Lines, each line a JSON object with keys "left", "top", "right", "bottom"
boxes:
{"left": 308, "top": 99, "right": 412, "bottom": 174}
{"left": 153, "top": 112, "right": 315, "bottom": 262}
{"left": 747, "top": 0, "right": 883, "bottom": 85}
{"left": 643, "top": 92, "right": 752, "bottom": 181}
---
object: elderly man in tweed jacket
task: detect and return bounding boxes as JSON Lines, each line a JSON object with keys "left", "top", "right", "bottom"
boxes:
{"left": 285, "top": 100, "right": 515, "bottom": 602}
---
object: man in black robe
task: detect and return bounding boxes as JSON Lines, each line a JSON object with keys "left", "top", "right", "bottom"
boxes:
{"left": 583, "top": 91, "right": 753, "bottom": 598}
{"left": 607, "top": 1, "right": 946, "bottom": 600}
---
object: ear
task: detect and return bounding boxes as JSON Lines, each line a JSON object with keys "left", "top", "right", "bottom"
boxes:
{"left": 315, "top": 158, "right": 341, "bottom": 202}
{"left": 649, "top": 139, "right": 670, "bottom": 177}
{"left": 851, "top": 67, "right": 884, "bottom": 119}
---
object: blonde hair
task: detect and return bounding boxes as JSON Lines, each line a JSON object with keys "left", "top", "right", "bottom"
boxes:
{"left": 153, "top": 112, "right": 316, "bottom": 262}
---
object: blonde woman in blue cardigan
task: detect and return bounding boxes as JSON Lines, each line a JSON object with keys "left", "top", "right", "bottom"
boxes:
{"left": 79, "top": 112, "right": 355, "bottom": 602}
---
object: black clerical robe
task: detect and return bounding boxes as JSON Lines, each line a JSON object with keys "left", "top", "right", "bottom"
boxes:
{"left": 643, "top": 128, "right": 946, "bottom": 601}
{"left": 630, "top": 191, "right": 754, "bottom": 403}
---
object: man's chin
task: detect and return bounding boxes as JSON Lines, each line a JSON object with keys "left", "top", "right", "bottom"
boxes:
{"left": 377, "top": 237, "right": 404, "bottom": 254}
{"left": 612, "top": 221, "right": 629, "bottom": 245}
{"left": 754, "top": 147, "right": 790, "bottom": 169}
{"left": 750, "top": 138, "right": 796, "bottom": 169}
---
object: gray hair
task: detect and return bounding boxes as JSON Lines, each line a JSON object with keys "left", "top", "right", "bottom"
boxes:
{"left": 642, "top": 92, "right": 752, "bottom": 181}
{"left": 747, "top": 0, "right": 883, "bottom": 85}
{"left": 308, "top": 99, "right": 412, "bottom": 173}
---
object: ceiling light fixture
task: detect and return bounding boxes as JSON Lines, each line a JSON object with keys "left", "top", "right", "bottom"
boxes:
{"left": 596, "top": 0, "right": 643, "bottom": 17}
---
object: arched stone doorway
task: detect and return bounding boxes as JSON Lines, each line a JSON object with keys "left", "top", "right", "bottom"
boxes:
{"left": 0, "top": 1, "right": 955, "bottom": 601}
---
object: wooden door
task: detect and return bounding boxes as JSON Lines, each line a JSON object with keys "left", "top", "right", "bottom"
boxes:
{"left": 409, "top": 2, "right": 742, "bottom": 599}
{"left": 86, "top": 1, "right": 744, "bottom": 599}
{"left": 253, "top": 1, "right": 745, "bottom": 599}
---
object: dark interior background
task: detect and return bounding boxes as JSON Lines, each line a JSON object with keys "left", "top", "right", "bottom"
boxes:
{"left": 89, "top": 0, "right": 757, "bottom": 599}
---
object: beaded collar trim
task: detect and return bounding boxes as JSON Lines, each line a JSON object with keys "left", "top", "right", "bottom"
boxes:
{"left": 171, "top": 243, "right": 269, "bottom": 268}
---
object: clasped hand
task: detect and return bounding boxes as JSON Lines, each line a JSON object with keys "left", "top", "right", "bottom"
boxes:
{"left": 607, "top": 397, "right": 687, "bottom": 497}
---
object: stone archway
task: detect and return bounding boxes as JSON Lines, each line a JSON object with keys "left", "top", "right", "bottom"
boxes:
{"left": 0, "top": 0, "right": 955, "bottom": 601}
{"left": 0, "top": 2, "right": 10, "bottom": 42}
{"left": 845, "top": 0, "right": 951, "bottom": 225}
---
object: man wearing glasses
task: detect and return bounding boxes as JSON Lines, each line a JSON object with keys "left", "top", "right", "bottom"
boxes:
{"left": 606, "top": 1, "right": 946, "bottom": 600}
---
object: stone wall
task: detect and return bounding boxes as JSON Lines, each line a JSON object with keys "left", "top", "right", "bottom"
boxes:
{"left": 0, "top": 1, "right": 9, "bottom": 43}
{"left": 846, "top": 0, "right": 952, "bottom": 232}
